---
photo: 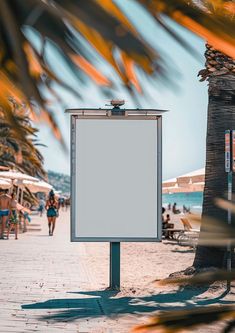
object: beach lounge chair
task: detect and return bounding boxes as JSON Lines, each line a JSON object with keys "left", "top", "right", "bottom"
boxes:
{"left": 180, "top": 218, "right": 200, "bottom": 232}
{"left": 162, "top": 224, "right": 184, "bottom": 240}
{"left": 177, "top": 218, "right": 200, "bottom": 249}
{"left": 162, "top": 217, "right": 200, "bottom": 246}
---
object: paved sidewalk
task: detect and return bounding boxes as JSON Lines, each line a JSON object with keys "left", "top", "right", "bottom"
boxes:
{"left": 0, "top": 210, "right": 234, "bottom": 333}
{"left": 0, "top": 210, "right": 143, "bottom": 333}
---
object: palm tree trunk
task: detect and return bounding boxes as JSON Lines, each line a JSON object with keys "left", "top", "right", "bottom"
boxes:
{"left": 193, "top": 74, "right": 235, "bottom": 268}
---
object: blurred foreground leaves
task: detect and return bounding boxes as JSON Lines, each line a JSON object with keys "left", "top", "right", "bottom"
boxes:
{"left": 134, "top": 198, "right": 235, "bottom": 332}
{"left": 157, "top": 269, "right": 235, "bottom": 287}
{"left": 1, "top": 0, "right": 235, "bottom": 141}
{"left": 133, "top": 306, "right": 235, "bottom": 333}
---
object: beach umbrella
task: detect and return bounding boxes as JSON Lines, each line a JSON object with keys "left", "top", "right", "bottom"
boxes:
{"left": 163, "top": 168, "right": 205, "bottom": 194}
{"left": 0, "top": 178, "right": 12, "bottom": 189}
{"left": 21, "top": 180, "right": 53, "bottom": 194}
{"left": 162, "top": 177, "right": 177, "bottom": 188}
{"left": 0, "top": 171, "right": 39, "bottom": 203}
{"left": 177, "top": 168, "right": 205, "bottom": 186}
{"left": 0, "top": 171, "right": 39, "bottom": 182}
{"left": 162, "top": 182, "right": 204, "bottom": 194}
{"left": 0, "top": 177, "right": 12, "bottom": 183}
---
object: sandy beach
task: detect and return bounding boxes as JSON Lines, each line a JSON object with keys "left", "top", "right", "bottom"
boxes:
{"left": 0, "top": 209, "right": 234, "bottom": 333}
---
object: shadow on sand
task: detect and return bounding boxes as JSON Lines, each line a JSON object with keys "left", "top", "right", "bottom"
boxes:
{"left": 171, "top": 249, "right": 195, "bottom": 253}
{"left": 21, "top": 287, "right": 235, "bottom": 322}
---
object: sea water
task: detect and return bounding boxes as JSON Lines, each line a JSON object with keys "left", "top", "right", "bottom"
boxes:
{"left": 163, "top": 192, "right": 203, "bottom": 213}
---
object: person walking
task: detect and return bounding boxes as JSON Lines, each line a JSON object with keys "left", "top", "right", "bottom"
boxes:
{"left": 7, "top": 192, "right": 19, "bottom": 240}
{"left": 38, "top": 198, "right": 45, "bottom": 217}
{"left": 0, "top": 189, "right": 11, "bottom": 239}
{"left": 65, "top": 197, "right": 70, "bottom": 211}
{"left": 45, "top": 190, "right": 59, "bottom": 236}
{"left": 58, "top": 196, "right": 65, "bottom": 211}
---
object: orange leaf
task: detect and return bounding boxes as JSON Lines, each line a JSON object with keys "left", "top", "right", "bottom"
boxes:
{"left": 0, "top": 71, "right": 26, "bottom": 106}
{"left": 71, "top": 54, "right": 111, "bottom": 86}
{"left": 172, "top": 11, "right": 235, "bottom": 59}
{"left": 121, "top": 52, "right": 142, "bottom": 93}
{"left": 23, "top": 43, "right": 44, "bottom": 79}
{"left": 223, "top": 2, "right": 235, "bottom": 15}
{"left": 95, "top": 0, "right": 138, "bottom": 35}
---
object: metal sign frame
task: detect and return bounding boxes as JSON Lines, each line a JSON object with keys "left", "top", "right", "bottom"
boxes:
{"left": 67, "top": 108, "right": 164, "bottom": 243}
{"left": 224, "top": 129, "right": 234, "bottom": 291}
{"left": 232, "top": 130, "right": 235, "bottom": 173}
{"left": 225, "top": 130, "right": 231, "bottom": 172}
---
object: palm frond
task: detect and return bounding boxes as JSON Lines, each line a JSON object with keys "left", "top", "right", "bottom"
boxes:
{"left": 0, "top": 101, "right": 46, "bottom": 178}
{"left": 136, "top": 197, "right": 235, "bottom": 332}
{"left": 0, "top": 0, "right": 235, "bottom": 139}
{"left": 133, "top": 305, "right": 235, "bottom": 333}
{"left": 156, "top": 269, "right": 235, "bottom": 286}
{"left": 139, "top": 0, "right": 235, "bottom": 59}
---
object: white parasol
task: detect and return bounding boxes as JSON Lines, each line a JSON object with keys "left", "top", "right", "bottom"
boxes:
{"left": 0, "top": 171, "right": 39, "bottom": 182}
{"left": 162, "top": 182, "right": 204, "bottom": 194}
{"left": 177, "top": 168, "right": 205, "bottom": 186}
{"left": 0, "top": 178, "right": 12, "bottom": 189}
{"left": 0, "top": 171, "right": 39, "bottom": 203}
{"left": 163, "top": 168, "right": 205, "bottom": 194}
{"left": 22, "top": 180, "right": 53, "bottom": 194}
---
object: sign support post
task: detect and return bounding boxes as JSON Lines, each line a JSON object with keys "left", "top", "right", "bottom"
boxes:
{"left": 109, "top": 242, "right": 120, "bottom": 290}
{"left": 108, "top": 103, "right": 125, "bottom": 290}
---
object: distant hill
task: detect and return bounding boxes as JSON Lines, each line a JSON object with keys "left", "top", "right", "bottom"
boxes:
{"left": 48, "top": 170, "right": 70, "bottom": 194}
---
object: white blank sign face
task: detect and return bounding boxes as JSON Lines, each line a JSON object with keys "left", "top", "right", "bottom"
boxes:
{"left": 72, "top": 118, "right": 160, "bottom": 241}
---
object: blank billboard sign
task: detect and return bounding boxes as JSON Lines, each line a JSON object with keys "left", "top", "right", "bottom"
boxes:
{"left": 71, "top": 117, "right": 161, "bottom": 241}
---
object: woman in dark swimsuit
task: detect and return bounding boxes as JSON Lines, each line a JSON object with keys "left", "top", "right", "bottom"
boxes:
{"left": 45, "top": 191, "right": 59, "bottom": 236}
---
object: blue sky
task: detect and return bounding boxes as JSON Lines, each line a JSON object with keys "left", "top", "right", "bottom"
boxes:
{"left": 35, "top": 3, "right": 208, "bottom": 181}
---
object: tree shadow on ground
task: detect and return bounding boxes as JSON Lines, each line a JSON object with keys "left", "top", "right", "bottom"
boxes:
{"left": 171, "top": 249, "right": 195, "bottom": 253}
{"left": 21, "top": 286, "right": 235, "bottom": 323}
{"left": 162, "top": 241, "right": 179, "bottom": 246}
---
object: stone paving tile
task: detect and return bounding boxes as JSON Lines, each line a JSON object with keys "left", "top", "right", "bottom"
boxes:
{"left": 0, "top": 210, "right": 129, "bottom": 333}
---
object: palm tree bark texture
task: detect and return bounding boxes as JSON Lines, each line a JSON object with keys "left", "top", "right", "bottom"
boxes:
{"left": 194, "top": 74, "right": 235, "bottom": 268}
